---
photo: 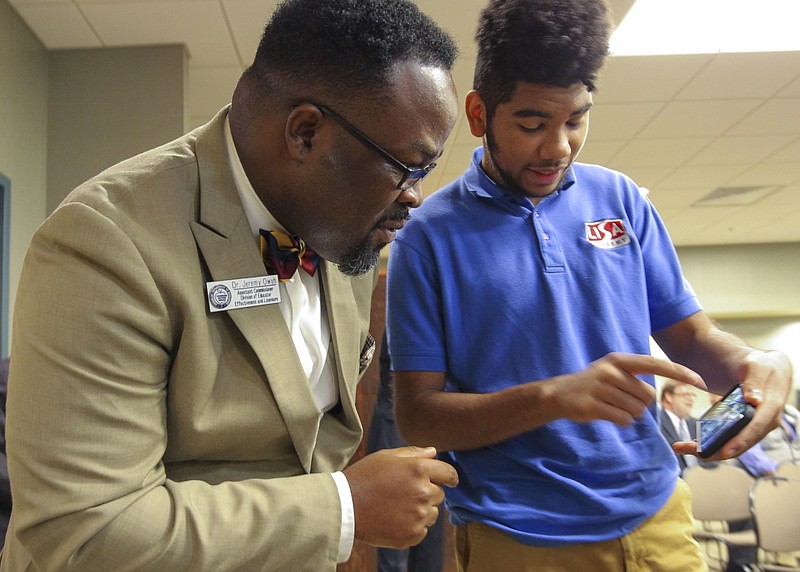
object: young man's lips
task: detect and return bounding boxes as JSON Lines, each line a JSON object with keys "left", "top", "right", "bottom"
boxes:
{"left": 529, "top": 168, "right": 562, "bottom": 185}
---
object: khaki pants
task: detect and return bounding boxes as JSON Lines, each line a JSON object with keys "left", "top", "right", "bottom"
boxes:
{"left": 456, "top": 479, "right": 707, "bottom": 572}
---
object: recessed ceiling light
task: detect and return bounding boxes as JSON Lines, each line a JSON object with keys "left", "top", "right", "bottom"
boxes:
{"left": 611, "top": 0, "right": 800, "bottom": 56}
{"left": 692, "top": 185, "right": 782, "bottom": 207}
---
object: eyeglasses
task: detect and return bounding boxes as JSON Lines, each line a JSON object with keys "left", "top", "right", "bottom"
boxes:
{"left": 316, "top": 104, "right": 437, "bottom": 190}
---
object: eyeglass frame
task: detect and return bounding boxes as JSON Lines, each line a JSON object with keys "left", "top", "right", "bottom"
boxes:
{"left": 312, "top": 104, "right": 437, "bottom": 190}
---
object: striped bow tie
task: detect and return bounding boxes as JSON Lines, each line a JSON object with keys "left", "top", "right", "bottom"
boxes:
{"left": 259, "top": 229, "right": 319, "bottom": 282}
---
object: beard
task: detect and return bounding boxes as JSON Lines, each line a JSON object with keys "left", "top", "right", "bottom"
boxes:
{"left": 483, "top": 129, "right": 529, "bottom": 197}
{"left": 484, "top": 125, "right": 572, "bottom": 199}
{"left": 335, "top": 242, "right": 381, "bottom": 277}
{"left": 335, "top": 207, "right": 411, "bottom": 277}
{"left": 335, "top": 219, "right": 383, "bottom": 276}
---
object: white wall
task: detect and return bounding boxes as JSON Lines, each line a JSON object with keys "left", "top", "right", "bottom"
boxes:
{"left": 679, "top": 243, "right": 800, "bottom": 412}
{"left": 0, "top": 0, "right": 48, "bottom": 357}
{"left": 638, "top": 242, "right": 800, "bottom": 415}
{"left": 716, "top": 316, "right": 800, "bottom": 407}
{"left": 678, "top": 243, "right": 800, "bottom": 319}
{"left": 653, "top": 305, "right": 800, "bottom": 415}
{"left": 47, "top": 45, "right": 187, "bottom": 213}
{"left": 0, "top": 7, "right": 187, "bottom": 353}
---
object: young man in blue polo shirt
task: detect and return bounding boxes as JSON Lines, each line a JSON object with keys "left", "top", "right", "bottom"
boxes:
{"left": 386, "top": 0, "right": 793, "bottom": 570}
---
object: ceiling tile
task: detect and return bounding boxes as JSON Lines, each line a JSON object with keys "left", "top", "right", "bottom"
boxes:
{"left": 579, "top": 139, "right": 627, "bottom": 165}
{"left": 725, "top": 162, "right": 800, "bottom": 187}
{"left": 651, "top": 205, "right": 682, "bottom": 221}
{"left": 638, "top": 99, "right": 762, "bottom": 138}
{"left": 655, "top": 164, "right": 749, "bottom": 190}
{"left": 11, "top": 3, "right": 100, "bottom": 49}
{"left": 686, "top": 134, "right": 797, "bottom": 166}
{"left": 691, "top": 202, "right": 800, "bottom": 245}
{"left": 8, "top": 0, "right": 72, "bottom": 4}
{"left": 596, "top": 54, "right": 711, "bottom": 103}
{"left": 587, "top": 101, "right": 663, "bottom": 140}
{"left": 611, "top": 137, "right": 712, "bottom": 167}
{"left": 221, "top": 0, "right": 279, "bottom": 66}
{"left": 648, "top": 187, "right": 711, "bottom": 209}
{"left": 764, "top": 184, "right": 800, "bottom": 205}
{"left": 766, "top": 137, "right": 800, "bottom": 163}
{"left": 79, "top": 0, "right": 238, "bottom": 66}
{"left": 607, "top": 165, "right": 674, "bottom": 189}
{"left": 728, "top": 97, "right": 800, "bottom": 136}
{"left": 676, "top": 51, "right": 800, "bottom": 100}
{"left": 777, "top": 74, "right": 800, "bottom": 97}
{"left": 661, "top": 206, "right": 736, "bottom": 244}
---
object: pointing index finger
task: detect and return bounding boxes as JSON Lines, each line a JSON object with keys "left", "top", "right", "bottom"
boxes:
{"left": 624, "top": 354, "right": 707, "bottom": 391}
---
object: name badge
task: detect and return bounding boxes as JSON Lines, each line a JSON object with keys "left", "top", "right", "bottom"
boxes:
{"left": 206, "top": 275, "right": 281, "bottom": 313}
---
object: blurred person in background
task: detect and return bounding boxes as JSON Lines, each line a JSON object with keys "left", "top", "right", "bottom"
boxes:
{"left": 659, "top": 380, "right": 701, "bottom": 474}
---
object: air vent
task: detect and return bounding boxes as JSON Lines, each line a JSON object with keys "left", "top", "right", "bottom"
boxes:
{"left": 692, "top": 185, "right": 782, "bottom": 207}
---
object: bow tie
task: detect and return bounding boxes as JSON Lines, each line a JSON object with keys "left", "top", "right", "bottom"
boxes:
{"left": 259, "top": 229, "right": 319, "bottom": 282}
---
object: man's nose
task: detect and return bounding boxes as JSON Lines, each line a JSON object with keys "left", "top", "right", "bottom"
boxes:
{"left": 397, "top": 182, "right": 423, "bottom": 209}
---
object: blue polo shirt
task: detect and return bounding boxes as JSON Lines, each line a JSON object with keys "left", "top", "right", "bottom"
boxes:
{"left": 386, "top": 147, "right": 702, "bottom": 546}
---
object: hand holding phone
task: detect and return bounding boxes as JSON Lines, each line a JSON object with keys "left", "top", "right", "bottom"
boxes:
{"left": 695, "top": 384, "right": 755, "bottom": 459}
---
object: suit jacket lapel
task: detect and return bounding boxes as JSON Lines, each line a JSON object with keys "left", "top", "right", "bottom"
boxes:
{"left": 659, "top": 409, "right": 680, "bottom": 443}
{"left": 307, "top": 262, "right": 368, "bottom": 472}
{"left": 321, "top": 262, "right": 362, "bottom": 432}
{"left": 189, "top": 108, "right": 321, "bottom": 473}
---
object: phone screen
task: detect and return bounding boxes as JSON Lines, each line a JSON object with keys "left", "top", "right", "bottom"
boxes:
{"left": 696, "top": 385, "right": 754, "bottom": 457}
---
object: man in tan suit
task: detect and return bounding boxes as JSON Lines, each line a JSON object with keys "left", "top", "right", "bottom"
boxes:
{"left": 1, "top": 0, "right": 460, "bottom": 569}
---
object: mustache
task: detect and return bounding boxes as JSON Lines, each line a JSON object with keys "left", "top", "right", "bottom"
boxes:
{"left": 376, "top": 208, "right": 411, "bottom": 226}
{"left": 533, "top": 162, "right": 568, "bottom": 170}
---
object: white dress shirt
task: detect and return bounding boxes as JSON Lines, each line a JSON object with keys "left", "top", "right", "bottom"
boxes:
{"left": 224, "top": 116, "right": 354, "bottom": 562}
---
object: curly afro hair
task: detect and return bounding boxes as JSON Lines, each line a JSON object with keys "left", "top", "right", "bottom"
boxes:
{"left": 474, "top": 0, "right": 611, "bottom": 116}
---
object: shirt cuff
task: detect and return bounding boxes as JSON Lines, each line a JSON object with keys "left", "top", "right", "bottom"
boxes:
{"left": 331, "top": 471, "right": 355, "bottom": 563}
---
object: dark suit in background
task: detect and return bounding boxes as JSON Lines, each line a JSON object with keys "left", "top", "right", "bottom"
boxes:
{"left": 658, "top": 407, "right": 698, "bottom": 474}
{"left": 0, "top": 358, "right": 9, "bottom": 547}
{"left": 366, "top": 334, "right": 446, "bottom": 572}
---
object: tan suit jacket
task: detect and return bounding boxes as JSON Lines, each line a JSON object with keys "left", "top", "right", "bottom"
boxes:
{"left": 1, "top": 108, "right": 376, "bottom": 571}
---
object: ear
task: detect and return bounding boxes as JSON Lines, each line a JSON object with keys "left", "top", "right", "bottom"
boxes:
{"left": 465, "top": 90, "right": 488, "bottom": 138}
{"left": 285, "top": 104, "right": 325, "bottom": 160}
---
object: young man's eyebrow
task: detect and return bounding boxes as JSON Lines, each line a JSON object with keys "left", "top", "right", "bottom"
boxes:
{"left": 513, "top": 108, "right": 551, "bottom": 119}
{"left": 512, "top": 102, "right": 594, "bottom": 120}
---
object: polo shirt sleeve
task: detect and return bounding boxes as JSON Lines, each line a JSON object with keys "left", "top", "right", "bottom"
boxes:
{"left": 386, "top": 231, "right": 448, "bottom": 373}
{"left": 627, "top": 184, "right": 702, "bottom": 332}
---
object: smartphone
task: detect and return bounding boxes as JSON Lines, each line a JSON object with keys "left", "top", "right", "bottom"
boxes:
{"left": 695, "top": 384, "right": 755, "bottom": 459}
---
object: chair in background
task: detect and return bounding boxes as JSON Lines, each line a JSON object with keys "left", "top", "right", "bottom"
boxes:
{"left": 749, "top": 476, "right": 800, "bottom": 572}
{"left": 683, "top": 464, "right": 758, "bottom": 571}
{"left": 775, "top": 460, "right": 800, "bottom": 480}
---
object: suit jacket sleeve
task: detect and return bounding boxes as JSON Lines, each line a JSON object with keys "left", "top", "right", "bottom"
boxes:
{"left": 5, "top": 190, "right": 353, "bottom": 569}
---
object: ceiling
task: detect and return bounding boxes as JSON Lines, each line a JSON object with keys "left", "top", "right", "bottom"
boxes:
{"left": 8, "top": 0, "right": 800, "bottom": 247}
